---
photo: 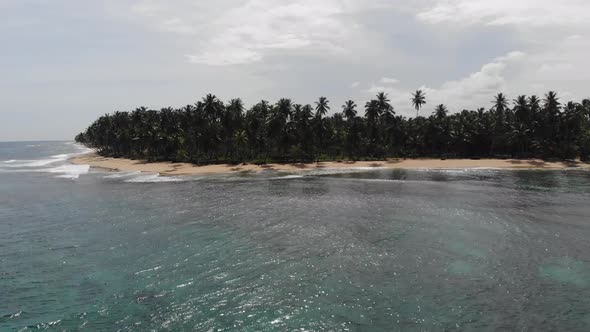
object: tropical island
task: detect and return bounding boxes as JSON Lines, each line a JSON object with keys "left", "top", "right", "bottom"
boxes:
{"left": 74, "top": 91, "right": 590, "bottom": 174}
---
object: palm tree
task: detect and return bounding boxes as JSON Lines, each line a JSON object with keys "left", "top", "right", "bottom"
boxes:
{"left": 233, "top": 130, "right": 248, "bottom": 161}
{"left": 364, "top": 100, "right": 381, "bottom": 123}
{"left": 376, "top": 92, "right": 392, "bottom": 114}
{"left": 493, "top": 93, "right": 509, "bottom": 113}
{"left": 342, "top": 100, "right": 357, "bottom": 121}
{"left": 543, "top": 91, "right": 561, "bottom": 151}
{"left": 364, "top": 99, "right": 382, "bottom": 154}
{"left": 222, "top": 98, "right": 244, "bottom": 160}
{"left": 544, "top": 91, "right": 561, "bottom": 114}
{"left": 276, "top": 98, "right": 293, "bottom": 121}
{"left": 432, "top": 104, "right": 450, "bottom": 155}
{"left": 513, "top": 95, "right": 529, "bottom": 123}
{"left": 202, "top": 94, "right": 223, "bottom": 119}
{"left": 528, "top": 95, "right": 541, "bottom": 113}
{"left": 434, "top": 104, "right": 448, "bottom": 119}
{"left": 313, "top": 97, "right": 330, "bottom": 158}
{"left": 301, "top": 104, "right": 314, "bottom": 121}
{"left": 315, "top": 97, "right": 330, "bottom": 119}
{"left": 412, "top": 90, "right": 426, "bottom": 117}
{"left": 491, "top": 93, "right": 510, "bottom": 150}
{"left": 511, "top": 123, "right": 531, "bottom": 156}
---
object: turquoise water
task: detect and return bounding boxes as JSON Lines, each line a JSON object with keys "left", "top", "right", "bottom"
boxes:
{"left": 2, "top": 141, "right": 590, "bottom": 331}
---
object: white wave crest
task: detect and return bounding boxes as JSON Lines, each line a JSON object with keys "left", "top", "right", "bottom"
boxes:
{"left": 103, "top": 171, "right": 142, "bottom": 179}
{"left": 1, "top": 142, "right": 93, "bottom": 179}
{"left": 47, "top": 165, "right": 90, "bottom": 179}
{"left": 0, "top": 154, "right": 71, "bottom": 168}
{"left": 268, "top": 174, "right": 305, "bottom": 180}
{"left": 135, "top": 266, "right": 162, "bottom": 275}
{"left": 125, "top": 174, "right": 184, "bottom": 183}
{"left": 306, "top": 167, "right": 385, "bottom": 176}
{"left": 176, "top": 281, "right": 193, "bottom": 288}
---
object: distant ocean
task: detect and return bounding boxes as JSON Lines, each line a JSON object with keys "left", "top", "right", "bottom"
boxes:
{"left": 2, "top": 141, "right": 590, "bottom": 331}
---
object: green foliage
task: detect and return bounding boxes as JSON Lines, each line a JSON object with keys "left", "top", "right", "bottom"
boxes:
{"left": 76, "top": 92, "right": 590, "bottom": 164}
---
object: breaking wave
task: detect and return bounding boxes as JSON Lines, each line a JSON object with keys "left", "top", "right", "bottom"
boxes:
{"left": 0, "top": 154, "right": 71, "bottom": 168}
{"left": 47, "top": 165, "right": 90, "bottom": 179}
{"left": 267, "top": 174, "right": 306, "bottom": 180}
{"left": 103, "top": 171, "right": 142, "bottom": 179}
{"left": 0, "top": 143, "right": 92, "bottom": 179}
{"left": 124, "top": 174, "right": 185, "bottom": 183}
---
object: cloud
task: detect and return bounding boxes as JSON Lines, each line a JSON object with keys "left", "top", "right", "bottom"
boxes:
{"left": 365, "top": 37, "right": 590, "bottom": 118}
{"left": 423, "top": 51, "right": 525, "bottom": 106}
{"left": 417, "top": 0, "right": 590, "bottom": 27}
{"left": 365, "top": 78, "right": 400, "bottom": 95}
{"left": 351, "top": 81, "right": 360, "bottom": 88}
{"left": 413, "top": 1, "right": 590, "bottom": 113}
{"left": 366, "top": 50, "right": 527, "bottom": 116}
{"left": 125, "top": 0, "right": 360, "bottom": 65}
{"left": 380, "top": 77, "right": 399, "bottom": 84}
{"left": 366, "top": 85, "right": 393, "bottom": 95}
{"left": 186, "top": 50, "right": 263, "bottom": 66}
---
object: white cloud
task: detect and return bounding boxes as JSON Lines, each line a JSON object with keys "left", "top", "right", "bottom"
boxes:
{"left": 380, "top": 77, "right": 399, "bottom": 84}
{"left": 351, "top": 81, "right": 360, "bottom": 88}
{"left": 366, "top": 85, "right": 393, "bottom": 95}
{"left": 417, "top": 0, "right": 590, "bottom": 27}
{"left": 366, "top": 50, "right": 527, "bottom": 116}
{"left": 423, "top": 51, "right": 524, "bottom": 106}
{"left": 124, "top": 0, "right": 361, "bottom": 65}
{"left": 186, "top": 50, "right": 263, "bottom": 66}
{"left": 367, "top": 38, "right": 590, "bottom": 118}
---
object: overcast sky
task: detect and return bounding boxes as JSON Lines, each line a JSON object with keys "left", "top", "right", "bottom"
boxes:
{"left": 1, "top": 0, "right": 589, "bottom": 141}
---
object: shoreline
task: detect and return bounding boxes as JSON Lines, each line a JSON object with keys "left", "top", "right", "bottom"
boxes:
{"left": 70, "top": 153, "right": 589, "bottom": 176}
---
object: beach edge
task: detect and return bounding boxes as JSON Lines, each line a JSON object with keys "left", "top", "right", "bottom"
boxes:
{"left": 70, "top": 153, "right": 590, "bottom": 176}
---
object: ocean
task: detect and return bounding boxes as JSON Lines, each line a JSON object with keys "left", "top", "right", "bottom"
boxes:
{"left": 2, "top": 141, "right": 590, "bottom": 331}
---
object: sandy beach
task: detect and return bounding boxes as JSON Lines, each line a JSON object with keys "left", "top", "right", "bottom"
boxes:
{"left": 70, "top": 153, "right": 589, "bottom": 176}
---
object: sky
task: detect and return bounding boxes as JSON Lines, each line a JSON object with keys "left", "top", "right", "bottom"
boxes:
{"left": 1, "top": 0, "right": 589, "bottom": 141}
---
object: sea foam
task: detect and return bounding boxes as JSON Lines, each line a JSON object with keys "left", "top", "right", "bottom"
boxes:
{"left": 124, "top": 174, "right": 184, "bottom": 183}
{"left": 267, "top": 174, "right": 306, "bottom": 180}
{"left": 47, "top": 165, "right": 90, "bottom": 179}
{"left": 0, "top": 150, "right": 90, "bottom": 179}
{"left": 103, "top": 171, "right": 142, "bottom": 179}
{"left": 0, "top": 154, "right": 69, "bottom": 168}
{"left": 305, "top": 167, "right": 385, "bottom": 176}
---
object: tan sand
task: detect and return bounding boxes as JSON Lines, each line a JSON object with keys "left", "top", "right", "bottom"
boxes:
{"left": 70, "top": 153, "right": 589, "bottom": 176}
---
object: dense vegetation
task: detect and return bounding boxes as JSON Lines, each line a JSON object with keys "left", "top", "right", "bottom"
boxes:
{"left": 76, "top": 91, "right": 590, "bottom": 164}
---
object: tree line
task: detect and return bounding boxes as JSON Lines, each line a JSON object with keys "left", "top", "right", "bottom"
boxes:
{"left": 75, "top": 91, "right": 590, "bottom": 164}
